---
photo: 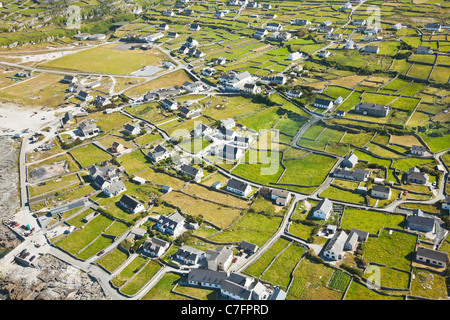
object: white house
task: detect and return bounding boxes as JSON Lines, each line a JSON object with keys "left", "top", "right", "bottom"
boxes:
{"left": 287, "top": 52, "right": 303, "bottom": 61}
{"left": 155, "top": 211, "right": 185, "bottom": 238}
{"left": 103, "top": 180, "right": 127, "bottom": 198}
{"left": 312, "top": 198, "right": 333, "bottom": 220}
{"left": 226, "top": 179, "right": 252, "bottom": 197}
{"left": 143, "top": 237, "right": 170, "bottom": 257}
{"left": 119, "top": 194, "right": 145, "bottom": 214}
{"left": 162, "top": 98, "right": 178, "bottom": 110}
{"left": 148, "top": 144, "right": 172, "bottom": 163}
{"left": 314, "top": 98, "right": 333, "bottom": 109}
{"left": 371, "top": 185, "right": 391, "bottom": 199}
{"left": 323, "top": 231, "right": 348, "bottom": 261}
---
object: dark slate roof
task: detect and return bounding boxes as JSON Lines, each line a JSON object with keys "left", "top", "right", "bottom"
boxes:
{"left": 119, "top": 194, "right": 141, "bottom": 210}
{"left": 350, "top": 228, "right": 369, "bottom": 241}
{"left": 187, "top": 268, "right": 227, "bottom": 285}
{"left": 416, "top": 247, "right": 448, "bottom": 263}
{"left": 180, "top": 164, "right": 200, "bottom": 177}
{"left": 408, "top": 215, "right": 435, "bottom": 229}
{"left": 221, "top": 280, "right": 252, "bottom": 299}
{"left": 372, "top": 185, "right": 390, "bottom": 193}
{"left": 227, "top": 179, "right": 249, "bottom": 193}
{"left": 315, "top": 98, "right": 333, "bottom": 106}
{"left": 240, "top": 240, "right": 258, "bottom": 252}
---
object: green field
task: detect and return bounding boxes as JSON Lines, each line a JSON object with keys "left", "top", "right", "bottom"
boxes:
{"left": 41, "top": 45, "right": 165, "bottom": 75}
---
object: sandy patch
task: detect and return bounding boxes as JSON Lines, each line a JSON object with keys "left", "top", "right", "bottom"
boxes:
{"left": 0, "top": 102, "right": 58, "bottom": 135}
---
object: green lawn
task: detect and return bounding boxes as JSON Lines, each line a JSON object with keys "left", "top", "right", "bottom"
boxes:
{"left": 341, "top": 208, "right": 405, "bottom": 235}
{"left": 281, "top": 154, "right": 338, "bottom": 186}
{"left": 70, "top": 144, "right": 111, "bottom": 168}
{"left": 364, "top": 229, "right": 417, "bottom": 271}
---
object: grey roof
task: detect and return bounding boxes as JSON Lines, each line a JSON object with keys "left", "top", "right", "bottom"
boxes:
{"left": 411, "top": 145, "right": 427, "bottom": 152}
{"left": 372, "top": 185, "right": 390, "bottom": 194}
{"left": 221, "top": 279, "right": 252, "bottom": 299}
{"left": 316, "top": 198, "right": 333, "bottom": 214}
{"left": 104, "top": 180, "right": 126, "bottom": 194}
{"left": 158, "top": 211, "right": 185, "bottom": 231}
{"left": 350, "top": 228, "right": 369, "bottom": 241}
{"left": 221, "top": 144, "right": 241, "bottom": 160}
{"left": 345, "top": 231, "right": 359, "bottom": 248}
{"left": 324, "top": 230, "right": 348, "bottom": 253}
{"left": 416, "top": 247, "right": 448, "bottom": 264}
{"left": 180, "top": 164, "right": 201, "bottom": 177}
{"left": 124, "top": 123, "right": 140, "bottom": 133}
{"left": 187, "top": 268, "right": 227, "bottom": 285}
{"left": 240, "top": 240, "right": 258, "bottom": 252}
{"left": 227, "top": 179, "right": 249, "bottom": 193}
{"left": 408, "top": 215, "right": 435, "bottom": 229}
{"left": 119, "top": 194, "right": 142, "bottom": 210}
{"left": 315, "top": 98, "right": 333, "bottom": 106}
{"left": 150, "top": 144, "right": 170, "bottom": 158}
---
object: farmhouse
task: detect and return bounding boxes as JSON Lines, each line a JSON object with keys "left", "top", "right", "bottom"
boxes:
{"left": 143, "top": 237, "right": 170, "bottom": 257}
{"left": 148, "top": 144, "right": 172, "bottom": 163}
{"left": 417, "top": 46, "right": 433, "bottom": 54}
{"left": 179, "top": 164, "right": 203, "bottom": 182}
{"left": 123, "top": 123, "right": 141, "bottom": 136}
{"left": 407, "top": 210, "right": 435, "bottom": 233}
{"left": 312, "top": 198, "right": 333, "bottom": 220}
{"left": 190, "top": 24, "right": 201, "bottom": 31}
{"left": 319, "top": 26, "right": 333, "bottom": 34}
{"left": 242, "top": 83, "right": 261, "bottom": 94}
{"left": 405, "top": 167, "right": 429, "bottom": 185}
{"left": 103, "top": 180, "right": 127, "bottom": 197}
{"left": 77, "top": 91, "right": 93, "bottom": 102}
{"left": 370, "top": 185, "right": 391, "bottom": 199}
{"left": 216, "top": 127, "right": 237, "bottom": 141}
{"left": 286, "top": 90, "right": 302, "bottom": 98}
{"left": 182, "top": 81, "right": 206, "bottom": 93}
{"left": 415, "top": 247, "right": 448, "bottom": 268}
{"left": 179, "top": 106, "right": 201, "bottom": 119}
{"left": 425, "top": 23, "right": 441, "bottom": 31}
{"left": 162, "top": 10, "right": 174, "bottom": 17}
{"left": 314, "top": 98, "right": 333, "bottom": 109}
{"left": 221, "top": 273, "right": 272, "bottom": 300}
{"left": 93, "top": 95, "right": 110, "bottom": 107}
{"left": 214, "top": 57, "right": 227, "bottom": 65}
{"left": 205, "top": 246, "right": 234, "bottom": 271}
{"left": 194, "top": 123, "right": 213, "bottom": 137}
{"left": 119, "top": 194, "right": 145, "bottom": 214}
{"left": 291, "top": 19, "right": 310, "bottom": 26}
{"left": 161, "top": 98, "right": 178, "bottom": 110}
{"left": 342, "top": 153, "right": 358, "bottom": 168}
{"left": 187, "top": 268, "right": 227, "bottom": 288}
{"left": 333, "top": 168, "right": 370, "bottom": 182}
{"left": 220, "top": 144, "right": 243, "bottom": 161}
{"left": 159, "top": 23, "right": 169, "bottom": 30}
{"left": 364, "top": 45, "right": 380, "bottom": 54}
{"left": 226, "top": 179, "right": 252, "bottom": 197}
{"left": 392, "top": 23, "right": 403, "bottom": 31}
{"left": 61, "top": 112, "right": 74, "bottom": 126}
{"left": 318, "top": 50, "right": 332, "bottom": 58}
{"left": 265, "top": 22, "right": 283, "bottom": 32}
{"left": 287, "top": 52, "right": 303, "bottom": 61}
{"left": 411, "top": 145, "right": 427, "bottom": 156}
{"left": 220, "top": 71, "right": 255, "bottom": 91}
{"left": 89, "top": 165, "right": 119, "bottom": 188}
{"left": 61, "top": 75, "right": 78, "bottom": 84}
{"left": 185, "top": 36, "right": 199, "bottom": 48}
{"left": 240, "top": 241, "right": 258, "bottom": 255}
{"left": 176, "top": 246, "right": 206, "bottom": 265}
{"left": 155, "top": 211, "right": 186, "bottom": 238}
{"left": 270, "top": 189, "right": 291, "bottom": 206}
{"left": 354, "top": 102, "right": 391, "bottom": 117}
{"left": 168, "top": 32, "right": 179, "bottom": 38}
{"left": 260, "top": 75, "right": 287, "bottom": 85}
{"left": 78, "top": 121, "right": 99, "bottom": 137}
{"left": 323, "top": 230, "right": 348, "bottom": 261}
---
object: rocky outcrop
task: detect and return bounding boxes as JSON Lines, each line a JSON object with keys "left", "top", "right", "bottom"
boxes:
{"left": 0, "top": 254, "right": 107, "bottom": 300}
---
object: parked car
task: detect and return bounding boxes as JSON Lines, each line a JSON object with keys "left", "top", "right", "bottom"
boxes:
{"left": 97, "top": 250, "right": 105, "bottom": 256}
